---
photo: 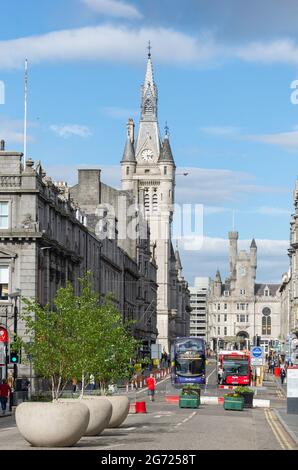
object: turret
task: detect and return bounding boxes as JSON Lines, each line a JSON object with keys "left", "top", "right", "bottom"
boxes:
{"left": 214, "top": 270, "right": 222, "bottom": 297}
{"left": 121, "top": 118, "right": 136, "bottom": 191}
{"left": 228, "top": 231, "right": 238, "bottom": 278}
{"left": 250, "top": 238, "right": 257, "bottom": 281}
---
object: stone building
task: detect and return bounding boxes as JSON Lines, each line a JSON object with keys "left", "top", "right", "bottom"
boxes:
{"left": 0, "top": 146, "right": 157, "bottom": 380}
{"left": 279, "top": 180, "right": 298, "bottom": 362}
{"left": 120, "top": 51, "right": 190, "bottom": 352}
{"left": 208, "top": 232, "right": 281, "bottom": 353}
{"left": 189, "top": 277, "right": 210, "bottom": 340}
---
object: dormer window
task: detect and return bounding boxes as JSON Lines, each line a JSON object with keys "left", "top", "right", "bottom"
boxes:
{"left": 223, "top": 290, "right": 229, "bottom": 297}
{"left": 264, "top": 288, "right": 270, "bottom": 296}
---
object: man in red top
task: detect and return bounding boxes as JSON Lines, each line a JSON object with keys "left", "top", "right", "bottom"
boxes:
{"left": 146, "top": 374, "right": 156, "bottom": 402}
{"left": 0, "top": 379, "right": 11, "bottom": 415}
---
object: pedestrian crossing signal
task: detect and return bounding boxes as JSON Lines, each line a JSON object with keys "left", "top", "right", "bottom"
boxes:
{"left": 10, "top": 352, "right": 18, "bottom": 364}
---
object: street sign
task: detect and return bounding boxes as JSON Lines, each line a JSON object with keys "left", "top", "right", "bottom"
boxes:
{"left": 251, "top": 346, "right": 263, "bottom": 358}
{"left": 251, "top": 346, "right": 265, "bottom": 366}
{"left": 251, "top": 356, "right": 264, "bottom": 366}
{"left": 287, "top": 368, "right": 298, "bottom": 398}
{"left": 151, "top": 343, "right": 162, "bottom": 359}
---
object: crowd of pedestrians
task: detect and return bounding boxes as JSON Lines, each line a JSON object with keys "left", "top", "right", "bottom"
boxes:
{"left": 266, "top": 353, "right": 290, "bottom": 385}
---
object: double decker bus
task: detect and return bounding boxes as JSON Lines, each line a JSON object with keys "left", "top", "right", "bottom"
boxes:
{"left": 218, "top": 350, "right": 251, "bottom": 386}
{"left": 171, "top": 337, "right": 206, "bottom": 386}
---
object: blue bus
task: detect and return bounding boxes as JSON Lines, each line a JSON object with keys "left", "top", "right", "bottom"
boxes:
{"left": 171, "top": 337, "right": 206, "bottom": 386}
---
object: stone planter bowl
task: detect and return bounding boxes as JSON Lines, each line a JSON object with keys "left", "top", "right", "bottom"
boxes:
{"left": 59, "top": 397, "right": 113, "bottom": 436}
{"left": 81, "top": 397, "right": 113, "bottom": 435}
{"left": 15, "top": 401, "right": 90, "bottom": 447}
{"left": 106, "top": 396, "right": 130, "bottom": 428}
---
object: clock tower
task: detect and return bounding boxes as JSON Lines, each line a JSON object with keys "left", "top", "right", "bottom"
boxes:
{"left": 120, "top": 48, "right": 176, "bottom": 352}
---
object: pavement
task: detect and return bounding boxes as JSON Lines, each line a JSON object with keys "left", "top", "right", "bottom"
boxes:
{"left": 0, "top": 362, "right": 297, "bottom": 450}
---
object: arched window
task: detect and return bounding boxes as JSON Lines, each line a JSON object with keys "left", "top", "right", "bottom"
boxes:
{"left": 144, "top": 192, "right": 150, "bottom": 212}
{"left": 262, "top": 307, "right": 271, "bottom": 335}
{"left": 152, "top": 192, "right": 158, "bottom": 212}
{"left": 144, "top": 98, "right": 153, "bottom": 114}
{"left": 126, "top": 166, "right": 129, "bottom": 175}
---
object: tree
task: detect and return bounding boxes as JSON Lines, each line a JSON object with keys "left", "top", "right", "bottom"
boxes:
{"left": 17, "top": 274, "right": 138, "bottom": 399}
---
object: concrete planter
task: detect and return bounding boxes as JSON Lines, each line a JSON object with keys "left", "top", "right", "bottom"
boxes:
{"left": 82, "top": 397, "right": 113, "bottom": 436}
{"left": 60, "top": 397, "right": 113, "bottom": 436}
{"left": 106, "top": 396, "right": 129, "bottom": 428}
{"left": 15, "top": 401, "right": 90, "bottom": 447}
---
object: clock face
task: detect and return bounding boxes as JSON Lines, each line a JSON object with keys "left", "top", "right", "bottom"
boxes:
{"left": 141, "top": 148, "right": 153, "bottom": 161}
{"left": 239, "top": 266, "right": 246, "bottom": 277}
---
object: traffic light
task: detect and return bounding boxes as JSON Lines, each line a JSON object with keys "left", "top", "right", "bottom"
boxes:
{"left": 10, "top": 351, "right": 19, "bottom": 364}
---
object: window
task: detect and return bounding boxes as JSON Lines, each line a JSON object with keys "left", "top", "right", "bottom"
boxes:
{"left": 217, "top": 327, "right": 220, "bottom": 335}
{"left": 224, "top": 303, "right": 227, "bottom": 310}
{"left": 145, "top": 169, "right": 150, "bottom": 174}
{"left": 217, "top": 314, "right": 220, "bottom": 323}
{"left": 224, "top": 314, "right": 227, "bottom": 322}
{"left": 262, "top": 307, "right": 271, "bottom": 335}
{"left": 217, "top": 303, "right": 220, "bottom": 310}
{"left": 224, "top": 327, "right": 227, "bottom": 336}
{"left": 126, "top": 166, "right": 129, "bottom": 175}
{"left": 164, "top": 166, "right": 167, "bottom": 175}
{"left": 223, "top": 290, "right": 229, "bottom": 297}
{"left": 0, "top": 266, "right": 9, "bottom": 300}
{"left": 152, "top": 193, "right": 158, "bottom": 212}
{"left": 240, "top": 289, "right": 245, "bottom": 295}
{"left": 144, "top": 192, "right": 150, "bottom": 211}
{"left": 264, "top": 288, "right": 270, "bottom": 296}
{"left": 0, "top": 202, "right": 9, "bottom": 229}
{"left": 237, "top": 314, "right": 246, "bottom": 322}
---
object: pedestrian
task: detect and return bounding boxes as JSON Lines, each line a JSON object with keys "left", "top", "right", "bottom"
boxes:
{"left": 146, "top": 373, "right": 156, "bottom": 402}
{"left": 72, "top": 378, "right": 78, "bottom": 395}
{"left": 218, "top": 366, "right": 223, "bottom": 384}
{"left": 132, "top": 373, "right": 138, "bottom": 391}
{"left": 280, "top": 363, "right": 286, "bottom": 385}
{"left": 0, "top": 379, "right": 11, "bottom": 415}
{"left": 89, "top": 374, "right": 95, "bottom": 391}
{"left": 21, "top": 377, "right": 30, "bottom": 401}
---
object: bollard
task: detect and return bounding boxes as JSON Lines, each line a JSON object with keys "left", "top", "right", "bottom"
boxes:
{"left": 131, "top": 383, "right": 134, "bottom": 391}
{"left": 126, "top": 384, "right": 129, "bottom": 393}
{"left": 139, "top": 381, "right": 143, "bottom": 388}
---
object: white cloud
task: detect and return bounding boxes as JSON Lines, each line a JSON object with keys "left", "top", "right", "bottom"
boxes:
{"left": 200, "top": 126, "right": 240, "bottom": 137}
{"left": 101, "top": 106, "right": 138, "bottom": 119}
{"left": 179, "top": 236, "right": 289, "bottom": 284}
{"left": 82, "top": 0, "right": 143, "bottom": 19}
{"left": 0, "top": 25, "right": 206, "bottom": 70}
{"left": 255, "top": 206, "right": 292, "bottom": 216}
{"left": 175, "top": 167, "right": 285, "bottom": 205}
{"left": 245, "top": 129, "right": 298, "bottom": 151}
{"left": 2, "top": 23, "right": 298, "bottom": 70}
{"left": 50, "top": 124, "right": 92, "bottom": 139}
{"left": 233, "top": 39, "right": 298, "bottom": 65}
{"left": 0, "top": 118, "right": 34, "bottom": 146}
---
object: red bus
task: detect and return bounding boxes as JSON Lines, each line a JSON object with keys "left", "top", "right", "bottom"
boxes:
{"left": 219, "top": 351, "right": 251, "bottom": 386}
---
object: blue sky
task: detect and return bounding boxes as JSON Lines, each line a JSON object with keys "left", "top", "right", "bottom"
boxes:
{"left": 1, "top": 0, "right": 298, "bottom": 283}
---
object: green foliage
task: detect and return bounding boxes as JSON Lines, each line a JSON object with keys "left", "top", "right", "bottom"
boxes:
{"left": 234, "top": 386, "right": 254, "bottom": 395}
{"left": 224, "top": 393, "right": 241, "bottom": 398}
{"left": 17, "top": 273, "right": 138, "bottom": 400}
{"left": 181, "top": 384, "right": 201, "bottom": 397}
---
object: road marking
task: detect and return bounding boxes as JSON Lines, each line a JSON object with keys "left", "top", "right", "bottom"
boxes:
{"left": 123, "top": 427, "right": 137, "bottom": 431}
{"left": 0, "top": 427, "right": 15, "bottom": 432}
{"left": 205, "top": 365, "right": 216, "bottom": 391}
{"left": 174, "top": 411, "right": 197, "bottom": 428}
{"left": 102, "top": 444, "right": 126, "bottom": 449}
{"left": 264, "top": 409, "right": 293, "bottom": 450}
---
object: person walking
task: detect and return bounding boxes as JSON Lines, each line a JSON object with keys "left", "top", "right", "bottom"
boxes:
{"left": 146, "top": 373, "right": 156, "bottom": 402}
{"left": 0, "top": 379, "right": 11, "bottom": 415}
{"left": 280, "top": 363, "right": 286, "bottom": 385}
{"left": 71, "top": 378, "right": 78, "bottom": 396}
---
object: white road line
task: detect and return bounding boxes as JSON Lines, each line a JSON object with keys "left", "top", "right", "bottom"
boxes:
{"left": 102, "top": 444, "right": 126, "bottom": 449}
{"left": 123, "top": 427, "right": 137, "bottom": 431}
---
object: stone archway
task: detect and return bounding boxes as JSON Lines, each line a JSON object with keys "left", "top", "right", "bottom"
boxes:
{"left": 236, "top": 331, "right": 249, "bottom": 350}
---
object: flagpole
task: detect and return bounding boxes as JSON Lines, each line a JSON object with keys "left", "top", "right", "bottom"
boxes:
{"left": 23, "top": 59, "right": 28, "bottom": 166}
